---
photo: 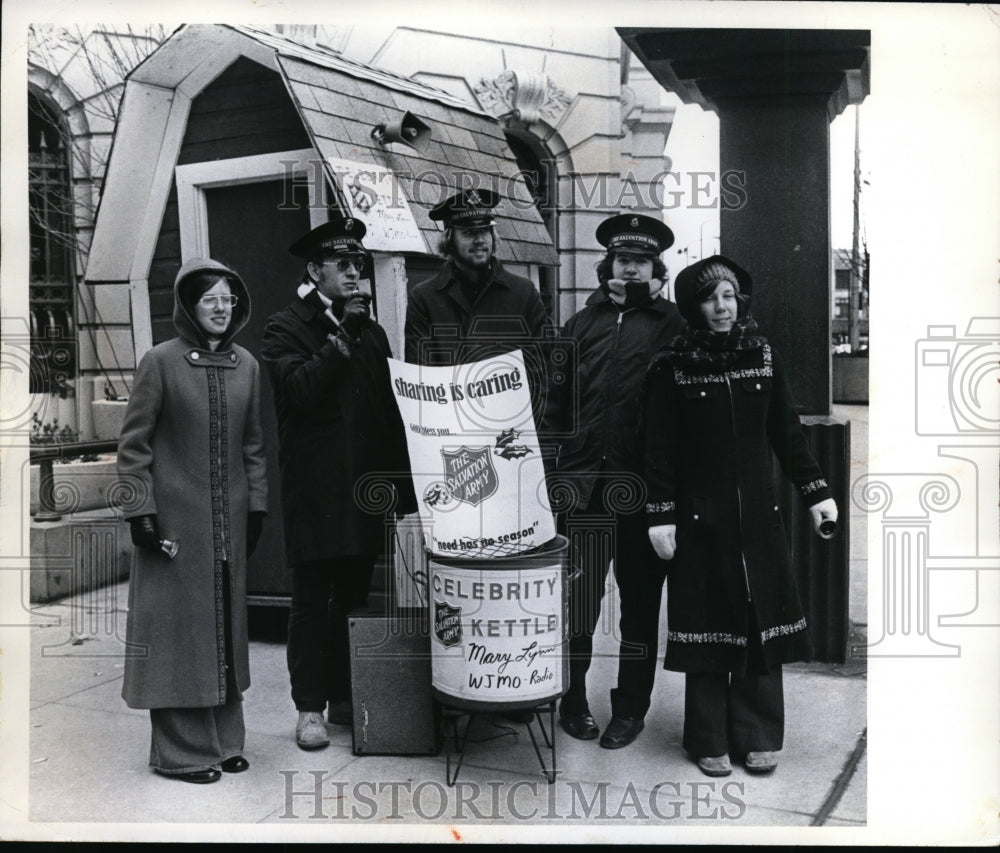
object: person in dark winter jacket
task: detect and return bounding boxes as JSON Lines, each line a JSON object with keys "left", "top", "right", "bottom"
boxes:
{"left": 541, "top": 213, "right": 686, "bottom": 749}
{"left": 261, "top": 217, "right": 416, "bottom": 751}
{"left": 641, "top": 254, "right": 838, "bottom": 778}
{"left": 118, "top": 258, "right": 268, "bottom": 784}
{"left": 404, "top": 188, "right": 549, "bottom": 420}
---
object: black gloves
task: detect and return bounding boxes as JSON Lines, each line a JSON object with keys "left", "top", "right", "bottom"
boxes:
{"left": 131, "top": 513, "right": 267, "bottom": 559}
{"left": 247, "top": 511, "right": 266, "bottom": 558}
{"left": 129, "top": 515, "right": 161, "bottom": 552}
{"left": 339, "top": 293, "right": 371, "bottom": 339}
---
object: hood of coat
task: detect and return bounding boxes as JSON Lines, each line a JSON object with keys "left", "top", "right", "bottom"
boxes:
{"left": 172, "top": 257, "right": 251, "bottom": 350}
{"left": 672, "top": 254, "right": 753, "bottom": 326}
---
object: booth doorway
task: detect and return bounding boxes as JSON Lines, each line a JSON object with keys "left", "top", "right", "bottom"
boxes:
{"left": 206, "top": 177, "right": 311, "bottom": 597}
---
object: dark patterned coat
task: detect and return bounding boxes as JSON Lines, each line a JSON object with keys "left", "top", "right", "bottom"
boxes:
{"left": 642, "top": 343, "right": 831, "bottom": 673}
{"left": 118, "top": 258, "right": 267, "bottom": 709}
{"left": 261, "top": 298, "right": 415, "bottom": 566}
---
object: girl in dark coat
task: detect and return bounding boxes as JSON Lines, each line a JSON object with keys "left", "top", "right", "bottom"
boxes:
{"left": 118, "top": 258, "right": 268, "bottom": 783}
{"left": 641, "top": 255, "right": 837, "bottom": 777}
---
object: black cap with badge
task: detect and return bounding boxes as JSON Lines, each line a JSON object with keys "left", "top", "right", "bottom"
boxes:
{"left": 596, "top": 213, "right": 675, "bottom": 256}
{"left": 289, "top": 216, "right": 368, "bottom": 259}
{"left": 429, "top": 188, "right": 500, "bottom": 227}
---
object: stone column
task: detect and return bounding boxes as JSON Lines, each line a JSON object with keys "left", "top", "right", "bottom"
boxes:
{"left": 719, "top": 99, "right": 833, "bottom": 413}
{"left": 617, "top": 28, "right": 870, "bottom": 416}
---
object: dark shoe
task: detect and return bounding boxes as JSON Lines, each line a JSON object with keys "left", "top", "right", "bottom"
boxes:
{"left": 327, "top": 699, "right": 353, "bottom": 726}
{"left": 744, "top": 750, "right": 779, "bottom": 773}
{"left": 175, "top": 768, "right": 222, "bottom": 784}
{"left": 220, "top": 755, "right": 249, "bottom": 773}
{"left": 599, "top": 716, "right": 644, "bottom": 749}
{"left": 696, "top": 754, "right": 732, "bottom": 777}
{"left": 559, "top": 710, "right": 599, "bottom": 740}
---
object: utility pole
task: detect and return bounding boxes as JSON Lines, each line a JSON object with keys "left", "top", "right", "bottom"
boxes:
{"left": 849, "top": 104, "right": 862, "bottom": 351}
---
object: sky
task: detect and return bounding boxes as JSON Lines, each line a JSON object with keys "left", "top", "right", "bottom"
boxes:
{"left": 660, "top": 92, "right": 867, "bottom": 281}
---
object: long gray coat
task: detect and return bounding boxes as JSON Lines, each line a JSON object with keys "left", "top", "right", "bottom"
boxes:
{"left": 118, "top": 259, "right": 268, "bottom": 709}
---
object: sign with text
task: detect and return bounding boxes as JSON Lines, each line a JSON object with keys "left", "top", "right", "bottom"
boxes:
{"left": 325, "top": 157, "right": 427, "bottom": 253}
{"left": 387, "top": 352, "right": 555, "bottom": 558}
{"left": 428, "top": 560, "right": 565, "bottom": 707}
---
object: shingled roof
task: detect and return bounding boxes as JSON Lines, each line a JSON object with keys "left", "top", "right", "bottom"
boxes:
{"left": 86, "top": 23, "right": 558, "bottom": 285}
{"left": 236, "top": 25, "right": 557, "bottom": 266}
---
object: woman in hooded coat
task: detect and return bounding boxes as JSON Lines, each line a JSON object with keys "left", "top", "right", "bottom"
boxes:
{"left": 117, "top": 258, "right": 268, "bottom": 784}
{"left": 641, "top": 255, "right": 837, "bottom": 778}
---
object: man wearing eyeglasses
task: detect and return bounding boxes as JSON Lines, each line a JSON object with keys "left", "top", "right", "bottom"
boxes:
{"left": 261, "top": 217, "right": 416, "bottom": 751}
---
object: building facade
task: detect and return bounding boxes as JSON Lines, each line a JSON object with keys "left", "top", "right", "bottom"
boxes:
{"left": 25, "top": 22, "right": 676, "bottom": 596}
{"left": 27, "top": 22, "right": 675, "bottom": 445}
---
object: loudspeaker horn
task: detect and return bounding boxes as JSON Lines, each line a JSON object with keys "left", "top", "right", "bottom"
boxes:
{"left": 371, "top": 111, "right": 432, "bottom": 153}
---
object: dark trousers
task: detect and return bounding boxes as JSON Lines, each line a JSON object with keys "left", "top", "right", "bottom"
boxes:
{"left": 287, "top": 556, "right": 375, "bottom": 712}
{"left": 560, "top": 483, "right": 668, "bottom": 720}
{"left": 682, "top": 668, "right": 784, "bottom": 756}
{"left": 681, "top": 605, "right": 784, "bottom": 756}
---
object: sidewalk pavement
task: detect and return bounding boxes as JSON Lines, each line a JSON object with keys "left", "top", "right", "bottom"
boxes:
{"left": 24, "top": 406, "right": 868, "bottom": 838}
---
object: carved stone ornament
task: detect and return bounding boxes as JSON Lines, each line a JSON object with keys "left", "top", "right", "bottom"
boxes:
{"left": 620, "top": 84, "right": 642, "bottom": 131}
{"left": 474, "top": 69, "right": 570, "bottom": 125}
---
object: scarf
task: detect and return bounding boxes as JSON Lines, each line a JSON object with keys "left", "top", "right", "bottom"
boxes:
{"left": 297, "top": 281, "right": 345, "bottom": 333}
{"left": 603, "top": 278, "right": 664, "bottom": 309}
{"left": 654, "top": 316, "right": 767, "bottom": 372}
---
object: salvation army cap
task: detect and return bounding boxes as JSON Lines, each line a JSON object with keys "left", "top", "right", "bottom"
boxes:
{"left": 595, "top": 213, "right": 675, "bottom": 255}
{"left": 428, "top": 188, "right": 500, "bottom": 227}
{"left": 288, "top": 217, "right": 368, "bottom": 259}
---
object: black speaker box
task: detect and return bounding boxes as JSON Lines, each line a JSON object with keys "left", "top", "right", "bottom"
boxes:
{"left": 347, "top": 616, "right": 441, "bottom": 756}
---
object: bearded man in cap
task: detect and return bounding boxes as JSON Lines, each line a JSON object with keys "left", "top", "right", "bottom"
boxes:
{"left": 541, "top": 212, "right": 686, "bottom": 749}
{"left": 404, "top": 188, "right": 548, "bottom": 416}
{"left": 261, "top": 216, "right": 416, "bottom": 751}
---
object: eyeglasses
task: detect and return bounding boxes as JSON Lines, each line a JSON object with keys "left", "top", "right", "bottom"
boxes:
{"left": 197, "top": 294, "right": 239, "bottom": 308}
{"left": 322, "top": 257, "right": 366, "bottom": 273}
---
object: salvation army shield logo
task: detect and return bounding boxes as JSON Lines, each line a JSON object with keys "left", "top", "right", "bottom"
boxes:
{"left": 434, "top": 600, "right": 462, "bottom": 646}
{"left": 441, "top": 445, "right": 498, "bottom": 507}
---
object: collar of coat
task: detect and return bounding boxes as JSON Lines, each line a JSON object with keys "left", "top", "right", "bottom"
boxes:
{"left": 296, "top": 280, "right": 343, "bottom": 331}
{"left": 585, "top": 286, "right": 676, "bottom": 314}
{"left": 431, "top": 258, "right": 514, "bottom": 292}
{"left": 182, "top": 347, "right": 242, "bottom": 368}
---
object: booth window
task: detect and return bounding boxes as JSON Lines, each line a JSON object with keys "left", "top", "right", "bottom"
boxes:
{"left": 28, "top": 92, "right": 77, "bottom": 393}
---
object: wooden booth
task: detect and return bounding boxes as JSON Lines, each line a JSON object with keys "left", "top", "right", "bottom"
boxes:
{"left": 83, "top": 24, "right": 558, "bottom": 604}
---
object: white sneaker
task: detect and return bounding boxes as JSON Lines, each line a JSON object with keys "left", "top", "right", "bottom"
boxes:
{"left": 295, "top": 711, "right": 330, "bottom": 750}
{"left": 744, "top": 750, "right": 779, "bottom": 773}
{"left": 696, "top": 754, "right": 732, "bottom": 777}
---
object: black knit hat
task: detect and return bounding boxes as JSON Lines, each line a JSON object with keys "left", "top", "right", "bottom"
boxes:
{"left": 673, "top": 254, "right": 753, "bottom": 325}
